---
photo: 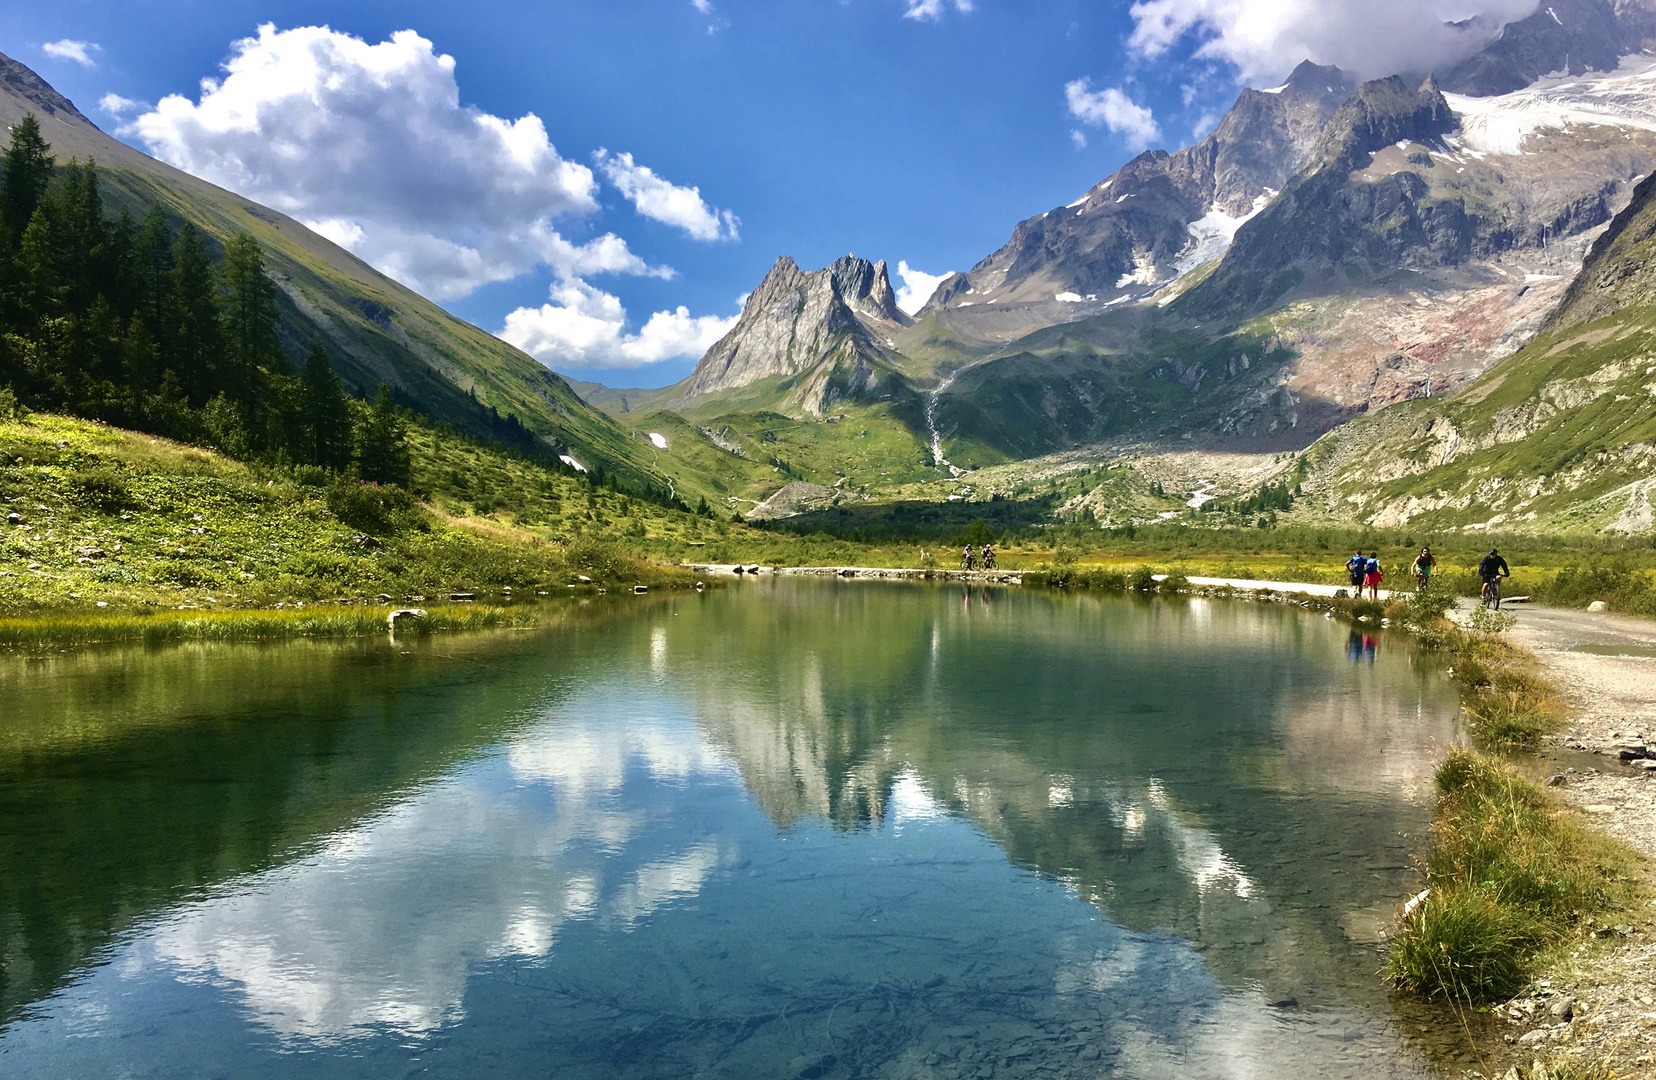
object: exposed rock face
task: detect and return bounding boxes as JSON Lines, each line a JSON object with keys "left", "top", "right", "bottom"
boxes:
{"left": 678, "top": 255, "right": 910, "bottom": 413}
{"left": 923, "top": 62, "right": 1356, "bottom": 313}
{"left": 1440, "top": 0, "right": 1656, "bottom": 96}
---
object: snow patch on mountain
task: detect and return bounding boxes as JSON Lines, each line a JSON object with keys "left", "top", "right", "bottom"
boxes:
{"left": 1449, "top": 55, "right": 1656, "bottom": 156}
{"left": 1173, "top": 190, "right": 1276, "bottom": 278}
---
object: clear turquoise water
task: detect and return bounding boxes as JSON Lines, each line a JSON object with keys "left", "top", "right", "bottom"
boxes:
{"left": 0, "top": 582, "right": 1461, "bottom": 1078}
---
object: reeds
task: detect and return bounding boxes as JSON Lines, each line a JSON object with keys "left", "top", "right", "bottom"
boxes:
{"left": 0, "top": 604, "right": 537, "bottom": 648}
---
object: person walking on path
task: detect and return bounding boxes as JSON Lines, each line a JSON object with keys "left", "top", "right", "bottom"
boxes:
{"left": 1410, "top": 547, "right": 1437, "bottom": 592}
{"left": 1479, "top": 548, "right": 1511, "bottom": 608}
{"left": 1363, "top": 551, "right": 1384, "bottom": 601}
{"left": 1346, "top": 550, "right": 1367, "bottom": 593}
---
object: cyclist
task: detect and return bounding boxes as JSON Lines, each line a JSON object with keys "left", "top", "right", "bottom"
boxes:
{"left": 1478, "top": 548, "right": 1510, "bottom": 609}
{"left": 981, "top": 544, "right": 996, "bottom": 570}
{"left": 1410, "top": 546, "right": 1437, "bottom": 592}
{"left": 961, "top": 545, "right": 975, "bottom": 571}
{"left": 1345, "top": 549, "right": 1367, "bottom": 593}
{"left": 1363, "top": 550, "right": 1384, "bottom": 601}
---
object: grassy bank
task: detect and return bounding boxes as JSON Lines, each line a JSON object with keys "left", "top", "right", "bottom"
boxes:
{"left": 0, "top": 412, "right": 699, "bottom": 618}
{"left": 1383, "top": 604, "right": 1645, "bottom": 1025}
{"left": 0, "top": 603, "right": 539, "bottom": 649}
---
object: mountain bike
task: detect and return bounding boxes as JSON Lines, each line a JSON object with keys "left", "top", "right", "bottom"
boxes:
{"left": 1481, "top": 577, "right": 1503, "bottom": 610}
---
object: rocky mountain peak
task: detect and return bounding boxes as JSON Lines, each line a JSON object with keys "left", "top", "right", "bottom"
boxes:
{"left": 1311, "top": 74, "right": 1457, "bottom": 172}
{"left": 0, "top": 50, "right": 93, "bottom": 127}
{"left": 676, "top": 255, "right": 907, "bottom": 411}
{"left": 1441, "top": 0, "right": 1656, "bottom": 96}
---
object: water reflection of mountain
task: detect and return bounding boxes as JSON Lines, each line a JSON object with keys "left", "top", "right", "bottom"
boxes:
{"left": 678, "top": 583, "right": 1460, "bottom": 1001}
{"left": 0, "top": 601, "right": 641, "bottom": 1024}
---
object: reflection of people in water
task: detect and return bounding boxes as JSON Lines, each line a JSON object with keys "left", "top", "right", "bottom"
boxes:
{"left": 1346, "top": 630, "right": 1379, "bottom": 663}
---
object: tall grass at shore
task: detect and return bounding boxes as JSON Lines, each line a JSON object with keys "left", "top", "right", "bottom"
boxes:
{"left": 1385, "top": 748, "right": 1640, "bottom": 1002}
{"left": 0, "top": 604, "right": 537, "bottom": 649}
{"left": 1383, "top": 599, "right": 1644, "bottom": 1010}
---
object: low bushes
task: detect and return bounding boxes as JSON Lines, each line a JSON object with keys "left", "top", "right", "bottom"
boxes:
{"left": 1386, "top": 749, "right": 1640, "bottom": 1002}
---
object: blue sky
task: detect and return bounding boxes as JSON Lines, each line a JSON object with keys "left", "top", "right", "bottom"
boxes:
{"left": 2, "top": 1, "right": 1539, "bottom": 387}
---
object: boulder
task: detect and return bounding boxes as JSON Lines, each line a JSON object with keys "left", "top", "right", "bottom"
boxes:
{"left": 448, "top": 592, "right": 476, "bottom": 602}
{"left": 1588, "top": 600, "right": 1610, "bottom": 612}
{"left": 387, "top": 608, "right": 426, "bottom": 629}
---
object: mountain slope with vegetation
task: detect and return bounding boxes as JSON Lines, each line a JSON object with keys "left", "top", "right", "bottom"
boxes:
{"left": 1300, "top": 168, "right": 1656, "bottom": 534}
{"left": 0, "top": 51, "right": 661, "bottom": 485}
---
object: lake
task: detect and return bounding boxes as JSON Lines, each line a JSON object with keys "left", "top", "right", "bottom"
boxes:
{"left": 0, "top": 581, "right": 1463, "bottom": 1078}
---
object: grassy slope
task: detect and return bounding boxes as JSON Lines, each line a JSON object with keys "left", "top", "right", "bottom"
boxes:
{"left": 0, "top": 53, "right": 661, "bottom": 487}
{"left": 0, "top": 412, "right": 704, "bottom": 617}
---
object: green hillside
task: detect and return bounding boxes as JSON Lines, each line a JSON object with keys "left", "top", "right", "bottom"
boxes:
{"left": 0, "top": 51, "right": 662, "bottom": 487}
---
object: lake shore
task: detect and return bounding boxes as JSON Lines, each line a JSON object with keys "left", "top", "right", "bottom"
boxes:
{"left": 1492, "top": 604, "right": 1656, "bottom": 1079}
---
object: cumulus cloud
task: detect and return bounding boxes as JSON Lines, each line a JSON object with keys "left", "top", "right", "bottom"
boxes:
{"left": 500, "top": 281, "right": 737, "bottom": 370}
{"left": 904, "top": 0, "right": 974, "bottom": 21}
{"left": 1126, "top": 0, "right": 1541, "bottom": 84}
{"left": 1064, "top": 79, "right": 1161, "bottom": 150}
{"left": 42, "top": 40, "right": 100, "bottom": 67}
{"left": 895, "top": 261, "right": 952, "bottom": 315}
{"left": 98, "top": 93, "right": 147, "bottom": 117}
{"left": 594, "top": 150, "right": 738, "bottom": 242}
{"left": 123, "top": 24, "right": 658, "bottom": 299}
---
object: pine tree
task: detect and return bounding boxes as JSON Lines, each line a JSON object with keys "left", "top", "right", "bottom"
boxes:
{"left": 167, "top": 222, "right": 221, "bottom": 403}
{"left": 219, "top": 232, "right": 279, "bottom": 407}
{"left": 356, "top": 383, "right": 411, "bottom": 486}
{"left": 298, "top": 339, "right": 353, "bottom": 470}
{"left": 0, "top": 116, "right": 53, "bottom": 251}
{"left": 133, "top": 207, "right": 174, "bottom": 359}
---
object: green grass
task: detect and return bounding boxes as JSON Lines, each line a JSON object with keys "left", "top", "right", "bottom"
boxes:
{"left": 0, "top": 603, "right": 535, "bottom": 649}
{"left": 1385, "top": 748, "right": 1642, "bottom": 1003}
{"left": 0, "top": 412, "right": 697, "bottom": 618}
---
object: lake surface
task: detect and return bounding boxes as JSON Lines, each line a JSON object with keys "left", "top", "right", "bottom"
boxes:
{"left": 0, "top": 581, "right": 1463, "bottom": 1078}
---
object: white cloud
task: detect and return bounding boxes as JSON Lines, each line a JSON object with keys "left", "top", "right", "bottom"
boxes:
{"left": 499, "top": 281, "right": 737, "bottom": 370}
{"left": 123, "top": 24, "right": 658, "bottom": 300}
{"left": 904, "top": 0, "right": 974, "bottom": 21}
{"left": 692, "top": 0, "right": 714, "bottom": 11}
{"left": 895, "top": 261, "right": 952, "bottom": 315}
{"left": 98, "top": 93, "right": 147, "bottom": 117}
{"left": 1070, "top": 129, "right": 1088, "bottom": 149}
{"left": 42, "top": 39, "right": 100, "bottom": 67}
{"left": 1126, "top": 0, "right": 1541, "bottom": 84}
{"left": 594, "top": 150, "right": 738, "bottom": 242}
{"left": 1064, "top": 79, "right": 1161, "bottom": 150}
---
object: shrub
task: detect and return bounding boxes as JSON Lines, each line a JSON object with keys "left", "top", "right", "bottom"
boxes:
{"left": 1159, "top": 570, "right": 1188, "bottom": 593}
{"left": 326, "top": 480, "right": 425, "bottom": 536}
{"left": 70, "top": 467, "right": 134, "bottom": 512}
{"left": 1128, "top": 565, "right": 1157, "bottom": 591}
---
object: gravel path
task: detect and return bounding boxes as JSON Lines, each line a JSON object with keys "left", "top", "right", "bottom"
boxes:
{"left": 1476, "top": 602, "right": 1656, "bottom": 1079}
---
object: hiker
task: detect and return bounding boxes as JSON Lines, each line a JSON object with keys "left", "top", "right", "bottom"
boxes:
{"left": 1345, "top": 549, "right": 1367, "bottom": 593}
{"left": 1364, "top": 550, "right": 1383, "bottom": 601}
{"left": 1410, "top": 547, "right": 1437, "bottom": 592}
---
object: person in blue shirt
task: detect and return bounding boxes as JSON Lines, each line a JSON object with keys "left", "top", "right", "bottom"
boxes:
{"left": 1346, "top": 550, "right": 1367, "bottom": 591}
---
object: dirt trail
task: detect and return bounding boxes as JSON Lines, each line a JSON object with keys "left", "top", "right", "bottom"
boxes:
{"left": 1482, "top": 602, "right": 1656, "bottom": 1077}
